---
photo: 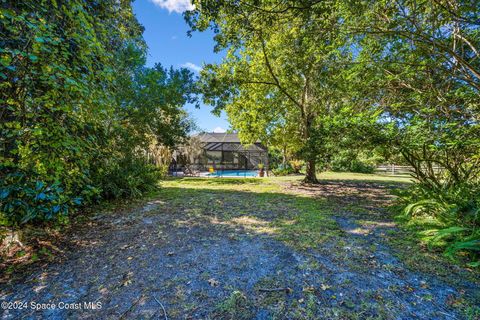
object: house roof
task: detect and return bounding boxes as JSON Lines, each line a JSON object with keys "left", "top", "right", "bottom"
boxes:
{"left": 195, "top": 132, "right": 266, "bottom": 152}
{"left": 197, "top": 132, "right": 241, "bottom": 143}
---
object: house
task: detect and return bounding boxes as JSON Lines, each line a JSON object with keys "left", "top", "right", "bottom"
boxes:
{"left": 173, "top": 132, "right": 268, "bottom": 172}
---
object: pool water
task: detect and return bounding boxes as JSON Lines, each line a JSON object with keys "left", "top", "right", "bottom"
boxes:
{"left": 208, "top": 170, "right": 258, "bottom": 177}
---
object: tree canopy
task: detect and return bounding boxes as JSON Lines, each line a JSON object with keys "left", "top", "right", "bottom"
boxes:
{"left": 187, "top": 0, "right": 479, "bottom": 182}
{"left": 187, "top": 0, "right": 480, "bottom": 263}
{"left": 190, "top": 0, "right": 377, "bottom": 182}
{"left": 0, "top": 1, "right": 196, "bottom": 224}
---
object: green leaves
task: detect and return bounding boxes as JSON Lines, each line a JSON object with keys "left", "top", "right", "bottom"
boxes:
{"left": 0, "top": 170, "right": 72, "bottom": 225}
{"left": 192, "top": 1, "right": 362, "bottom": 182}
{"left": 34, "top": 36, "right": 46, "bottom": 43}
{"left": 0, "top": 55, "right": 12, "bottom": 67}
{"left": 398, "top": 182, "right": 480, "bottom": 266}
{"left": 189, "top": 0, "right": 480, "bottom": 264}
{"left": 29, "top": 54, "right": 38, "bottom": 62}
{"left": 0, "top": 1, "right": 194, "bottom": 225}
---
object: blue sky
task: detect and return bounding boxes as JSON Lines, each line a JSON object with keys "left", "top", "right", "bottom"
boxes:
{"left": 132, "top": 0, "right": 230, "bottom": 133}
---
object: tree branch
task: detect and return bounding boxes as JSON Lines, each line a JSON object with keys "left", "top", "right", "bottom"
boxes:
{"left": 259, "top": 33, "right": 303, "bottom": 110}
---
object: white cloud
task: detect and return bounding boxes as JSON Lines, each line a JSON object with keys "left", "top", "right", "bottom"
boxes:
{"left": 181, "top": 62, "right": 202, "bottom": 73}
{"left": 213, "top": 127, "right": 227, "bottom": 133}
{"left": 150, "top": 0, "right": 194, "bottom": 13}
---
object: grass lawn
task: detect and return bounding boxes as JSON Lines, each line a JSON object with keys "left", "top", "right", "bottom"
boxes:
{"left": 1, "top": 173, "right": 479, "bottom": 319}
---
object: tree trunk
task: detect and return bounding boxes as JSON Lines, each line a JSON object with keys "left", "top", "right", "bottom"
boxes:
{"left": 303, "top": 159, "right": 318, "bottom": 184}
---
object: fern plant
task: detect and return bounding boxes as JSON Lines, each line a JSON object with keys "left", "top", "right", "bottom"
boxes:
{"left": 398, "top": 182, "right": 480, "bottom": 266}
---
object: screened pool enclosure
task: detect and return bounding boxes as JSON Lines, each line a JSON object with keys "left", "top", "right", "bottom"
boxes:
{"left": 172, "top": 133, "right": 268, "bottom": 173}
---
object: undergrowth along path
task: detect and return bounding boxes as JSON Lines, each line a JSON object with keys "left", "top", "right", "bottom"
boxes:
{"left": 1, "top": 174, "right": 478, "bottom": 319}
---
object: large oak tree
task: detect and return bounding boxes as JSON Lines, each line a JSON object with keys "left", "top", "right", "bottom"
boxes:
{"left": 188, "top": 0, "right": 356, "bottom": 183}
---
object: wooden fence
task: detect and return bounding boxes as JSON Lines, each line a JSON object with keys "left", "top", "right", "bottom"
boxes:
{"left": 375, "top": 164, "right": 412, "bottom": 175}
{"left": 375, "top": 164, "right": 443, "bottom": 176}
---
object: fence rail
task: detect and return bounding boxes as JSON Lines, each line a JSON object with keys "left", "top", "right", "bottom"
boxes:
{"left": 375, "top": 164, "right": 443, "bottom": 175}
{"left": 375, "top": 165, "right": 412, "bottom": 175}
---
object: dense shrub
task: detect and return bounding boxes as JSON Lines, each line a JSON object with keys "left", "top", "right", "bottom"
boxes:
{"left": 95, "top": 157, "right": 161, "bottom": 200}
{"left": 272, "top": 160, "right": 306, "bottom": 176}
{"left": 329, "top": 150, "right": 380, "bottom": 174}
{"left": 330, "top": 158, "right": 376, "bottom": 174}
{"left": 0, "top": 2, "right": 195, "bottom": 226}
{"left": 272, "top": 164, "right": 295, "bottom": 176}
{"left": 0, "top": 171, "right": 80, "bottom": 225}
{"left": 397, "top": 183, "right": 480, "bottom": 267}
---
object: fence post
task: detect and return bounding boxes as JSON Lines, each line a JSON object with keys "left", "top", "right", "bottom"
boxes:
{"left": 392, "top": 164, "right": 395, "bottom": 175}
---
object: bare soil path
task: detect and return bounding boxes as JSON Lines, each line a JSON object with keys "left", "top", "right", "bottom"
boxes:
{"left": 1, "top": 175, "right": 478, "bottom": 319}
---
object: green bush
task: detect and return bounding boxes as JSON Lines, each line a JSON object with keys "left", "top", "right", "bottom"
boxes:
{"left": 272, "top": 163, "right": 296, "bottom": 176}
{"left": 329, "top": 151, "right": 378, "bottom": 174}
{"left": 397, "top": 183, "right": 480, "bottom": 267}
{"left": 0, "top": 169, "right": 94, "bottom": 226}
{"left": 289, "top": 159, "right": 305, "bottom": 173}
{"left": 0, "top": 2, "right": 194, "bottom": 227}
{"left": 157, "top": 164, "right": 170, "bottom": 178}
{"left": 96, "top": 158, "right": 161, "bottom": 199}
{"left": 331, "top": 158, "right": 376, "bottom": 173}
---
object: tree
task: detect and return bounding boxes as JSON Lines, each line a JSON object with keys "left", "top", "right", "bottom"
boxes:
{"left": 189, "top": 0, "right": 356, "bottom": 183}
{"left": 0, "top": 1, "right": 196, "bottom": 224}
{"left": 348, "top": 0, "right": 480, "bottom": 188}
{"left": 343, "top": 0, "right": 480, "bottom": 262}
{"left": 1, "top": 0, "right": 134, "bottom": 222}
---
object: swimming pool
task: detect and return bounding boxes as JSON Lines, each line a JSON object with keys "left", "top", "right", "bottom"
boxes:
{"left": 207, "top": 170, "right": 258, "bottom": 177}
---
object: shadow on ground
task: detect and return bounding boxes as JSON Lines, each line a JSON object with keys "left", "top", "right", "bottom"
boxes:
{"left": 1, "top": 178, "right": 478, "bottom": 319}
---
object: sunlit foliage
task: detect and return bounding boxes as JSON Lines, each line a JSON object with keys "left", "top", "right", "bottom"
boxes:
{"left": 0, "top": 1, "right": 195, "bottom": 224}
